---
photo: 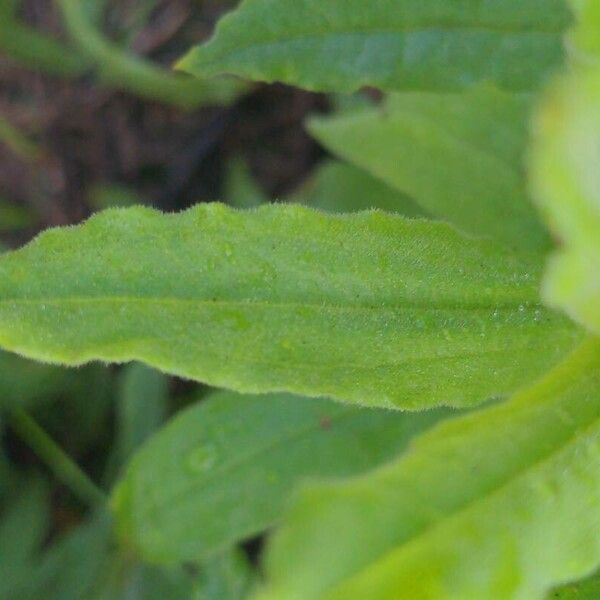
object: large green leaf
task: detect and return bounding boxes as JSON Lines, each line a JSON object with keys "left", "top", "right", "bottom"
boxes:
{"left": 0, "top": 205, "right": 580, "bottom": 409}
{"left": 530, "top": 68, "right": 600, "bottom": 334}
{"left": 309, "top": 86, "right": 549, "bottom": 251}
{"left": 112, "top": 390, "right": 446, "bottom": 562}
{"left": 178, "top": 0, "right": 571, "bottom": 93}
{"left": 258, "top": 338, "right": 600, "bottom": 599}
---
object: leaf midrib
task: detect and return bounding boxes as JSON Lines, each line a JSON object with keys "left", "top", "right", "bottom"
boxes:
{"left": 193, "top": 25, "right": 564, "bottom": 69}
{"left": 0, "top": 295, "right": 542, "bottom": 313}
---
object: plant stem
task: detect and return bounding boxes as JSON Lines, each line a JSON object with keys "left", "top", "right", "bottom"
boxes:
{"left": 9, "top": 409, "right": 106, "bottom": 508}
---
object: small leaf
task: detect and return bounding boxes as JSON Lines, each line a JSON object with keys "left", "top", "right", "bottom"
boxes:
{"left": 112, "top": 390, "right": 446, "bottom": 562}
{"left": 309, "top": 86, "right": 550, "bottom": 251}
{"left": 0, "top": 204, "right": 580, "bottom": 409}
{"left": 259, "top": 338, "right": 600, "bottom": 600}
{"left": 178, "top": 0, "right": 571, "bottom": 93}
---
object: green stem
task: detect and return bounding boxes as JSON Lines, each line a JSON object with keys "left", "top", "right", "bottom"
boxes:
{"left": 10, "top": 409, "right": 106, "bottom": 508}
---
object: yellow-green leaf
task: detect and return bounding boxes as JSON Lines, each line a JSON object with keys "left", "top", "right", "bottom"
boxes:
{"left": 0, "top": 204, "right": 580, "bottom": 409}
{"left": 309, "top": 86, "right": 550, "bottom": 251}
{"left": 259, "top": 338, "right": 600, "bottom": 600}
{"left": 530, "top": 69, "right": 600, "bottom": 334}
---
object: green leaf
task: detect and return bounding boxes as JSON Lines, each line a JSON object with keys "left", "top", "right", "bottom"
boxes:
{"left": 0, "top": 478, "right": 50, "bottom": 597}
{"left": 551, "top": 569, "right": 600, "bottom": 599}
{"left": 178, "top": 0, "right": 571, "bottom": 93}
{"left": 0, "top": 204, "right": 580, "bottom": 409}
{"left": 112, "top": 390, "right": 446, "bottom": 562}
{"left": 258, "top": 338, "right": 600, "bottom": 600}
{"left": 309, "top": 85, "right": 550, "bottom": 251}
{"left": 115, "top": 364, "right": 168, "bottom": 466}
{"left": 290, "top": 160, "right": 423, "bottom": 216}
{"left": 530, "top": 68, "right": 600, "bottom": 334}
{"left": 0, "top": 351, "right": 84, "bottom": 412}
{"left": 567, "top": 0, "right": 600, "bottom": 60}
{"left": 195, "top": 547, "right": 256, "bottom": 600}
{"left": 20, "top": 513, "right": 113, "bottom": 600}
{"left": 224, "top": 159, "right": 269, "bottom": 209}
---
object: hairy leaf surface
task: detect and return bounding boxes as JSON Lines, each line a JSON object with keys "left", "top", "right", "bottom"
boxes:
{"left": 309, "top": 86, "right": 549, "bottom": 251}
{"left": 113, "top": 390, "right": 446, "bottom": 562}
{"left": 259, "top": 338, "right": 600, "bottom": 599}
{"left": 0, "top": 204, "right": 580, "bottom": 409}
{"left": 178, "top": 0, "right": 571, "bottom": 93}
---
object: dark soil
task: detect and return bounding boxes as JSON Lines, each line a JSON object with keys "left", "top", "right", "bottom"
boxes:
{"left": 0, "top": 0, "right": 328, "bottom": 239}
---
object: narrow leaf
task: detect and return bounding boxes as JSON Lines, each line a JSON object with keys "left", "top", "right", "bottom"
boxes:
{"left": 104, "top": 363, "right": 168, "bottom": 483}
{"left": 112, "top": 390, "right": 446, "bottom": 562}
{"left": 0, "top": 204, "right": 581, "bottom": 409}
{"left": 259, "top": 338, "right": 600, "bottom": 600}
{"left": 309, "top": 86, "right": 550, "bottom": 251}
{"left": 178, "top": 0, "right": 571, "bottom": 93}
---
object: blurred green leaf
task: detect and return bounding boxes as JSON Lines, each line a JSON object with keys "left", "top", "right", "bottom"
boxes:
{"left": 530, "top": 68, "right": 600, "bottom": 334}
{"left": 290, "top": 160, "right": 423, "bottom": 216}
{"left": 195, "top": 547, "right": 255, "bottom": 600}
{"left": 309, "top": 86, "right": 550, "bottom": 251}
{"left": 551, "top": 569, "right": 600, "bottom": 598}
{"left": 259, "top": 338, "right": 600, "bottom": 599}
{"left": 0, "top": 205, "right": 580, "bottom": 409}
{"left": 87, "top": 184, "right": 142, "bottom": 211}
{"left": 0, "top": 351, "right": 84, "bottom": 412}
{"left": 178, "top": 0, "right": 571, "bottom": 93}
{"left": 105, "top": 363, "right": 168, "bottom": 483}
{"left": 224, "top": 159, "right": 269, "bottom": 209}
{"left": 113, "top": 390, "right": 447, "bottom": 562}
{"left": 0, "top": 478, "right": 50, "bottom": 598}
